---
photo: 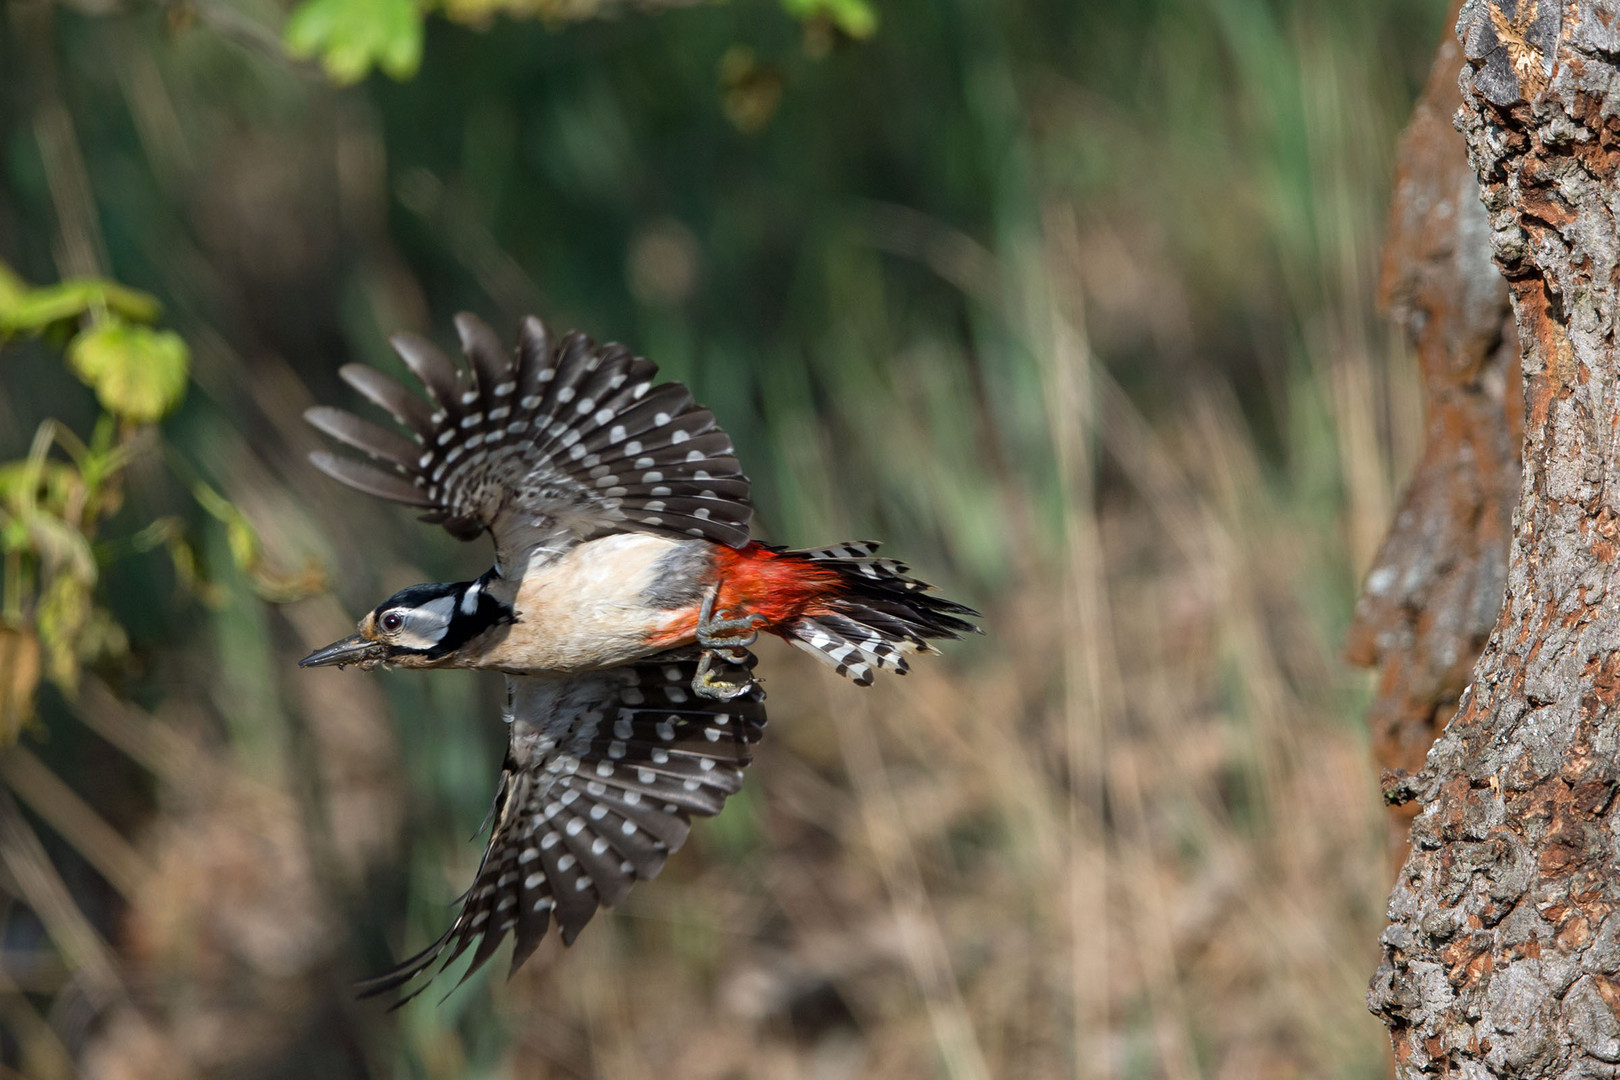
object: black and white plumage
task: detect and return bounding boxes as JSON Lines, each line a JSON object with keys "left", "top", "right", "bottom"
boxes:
{"left": 300, "top": 313, "right": 980, "bottom": 1000}
{"left": 306, "top": 313, "right": 753, "bottom": 576}
{"left": 356, "top": 650, "right": 765, "bottom": 1002}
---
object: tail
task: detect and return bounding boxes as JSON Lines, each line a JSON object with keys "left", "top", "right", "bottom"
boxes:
{"left": 778, "top": 542, "right": 981, "bottom": 686}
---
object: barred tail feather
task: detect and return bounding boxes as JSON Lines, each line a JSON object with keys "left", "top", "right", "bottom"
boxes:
{"left": 782, "top": 542, "right": 980, "bottom": 686}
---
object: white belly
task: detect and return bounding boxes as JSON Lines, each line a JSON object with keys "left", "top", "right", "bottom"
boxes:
{"left": 469, "top": 533, "right": 699, "bottom": 672}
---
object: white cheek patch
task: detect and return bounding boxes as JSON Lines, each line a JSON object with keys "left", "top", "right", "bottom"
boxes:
{"left": 394, "top": 595, "right": 458, "bottom": 650}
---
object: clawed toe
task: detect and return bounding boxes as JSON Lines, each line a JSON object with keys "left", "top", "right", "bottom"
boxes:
{"left": 696, "top": 589, "right": 764, "bottom": 649}
{"left": 693, "top": 588, "right": 764, "bottom": 700}
{"left": 697, "top": 618, "right": 762, "bottom": 650}
{"left": 693, "top": 648, "right": 757, "bottom": 701}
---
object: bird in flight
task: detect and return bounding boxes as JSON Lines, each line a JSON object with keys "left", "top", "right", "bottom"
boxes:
{"left": 300, "top": 313, "right": 978, "bottom": 1000}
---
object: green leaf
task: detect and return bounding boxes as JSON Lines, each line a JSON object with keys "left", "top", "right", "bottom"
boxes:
{"left": 192, "top": 482, "right": 262, "bottom": 573}
{"left": 36, "top": 573, "right": 91, "bottom": 691}
{"left": 0, "top": 279, "right": 161, "bottom": 335}
{"left": 0, "top": 461, "right": 82, "bottom": 520}
{"left": 0, "top": 515, "right": 26, "bottom": 554}
{"left": 782, "top": 0, "right": 878, "bottom": 40}
{"left": 0, "top": 261, "right": 29, "bottom": 313}
{"left": 66, "top": 320, "right": 190, "bottom": 424}
{"left": 285, "top": 0, "right": 424, "bottom": 85}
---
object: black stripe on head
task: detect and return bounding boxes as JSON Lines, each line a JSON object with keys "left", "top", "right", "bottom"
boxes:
{"left": 429, "top": 573, "right": 515, "bottom": 658}
{"left": 373, "top": 574, "right": 513, "bottom": 658}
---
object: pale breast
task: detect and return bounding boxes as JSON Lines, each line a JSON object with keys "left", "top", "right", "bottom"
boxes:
{"left": 468, "top": 533, "right": 714, "bottom": 672}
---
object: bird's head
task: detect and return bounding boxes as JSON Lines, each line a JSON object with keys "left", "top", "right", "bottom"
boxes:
{"left": 299, "top": 573, "right": 514, "bottom": 670}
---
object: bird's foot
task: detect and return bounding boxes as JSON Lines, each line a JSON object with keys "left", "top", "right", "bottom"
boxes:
{"left": 694, "top": 651, "right": 757, "bottom": 700}
{"left": 693, "top": 589, "right": 764, "bottom": 701}
{"left": 696, "top": 587, "right": 765, "bottom": 654}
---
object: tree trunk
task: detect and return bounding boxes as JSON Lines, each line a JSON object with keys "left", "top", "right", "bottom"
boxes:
{"left": 1367, "top": 1, "right": 1620, "bottom": 1074}
{"left": 1346, "top": 0, "right": 1521, "bottom": 865}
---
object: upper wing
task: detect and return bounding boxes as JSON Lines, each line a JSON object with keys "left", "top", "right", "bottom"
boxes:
{"left": 306, "top": 313, "right": 753, "bottom": 574}
{"left": 356, "top": 650, "right": 766, "bottom": 1002}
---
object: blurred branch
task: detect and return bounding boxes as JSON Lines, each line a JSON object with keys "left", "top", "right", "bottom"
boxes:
{"left": 11, "top": 0, "right": 109, "bottom": 280}
{"left": 864, "top": 197, "right": 1273, "bottom": 1077}
{"left": 1042, "top": 205, "right": 1199, "bottom": 1080}
{"left": 0, "top": 746, "right": 149, "bottom": 901}
{"left": 151, "top": 0, "right": 309, "bottom": 68}
{"left": 396, "top": 169, "right": 547, "bottom": 320}
{"left": 70, "top": 678, "right": 212, "bottom": 792}
{"left": 0, "top": 960, "right": 75, "bottom": 1080}
{"left": 111, "top": 25, "right": 197, "bottom": 189}
{"left": 828, "top": 689, "right": 991, "bottom": 1080}
{"left": 859, "top": 199, "right": 1216, "bottom": 569}
{"left": 0, "top": 790, "right": 123, "bottom": 1004}
{"left": 1033, "top": 210, "right": 1119, "bottom": 1079}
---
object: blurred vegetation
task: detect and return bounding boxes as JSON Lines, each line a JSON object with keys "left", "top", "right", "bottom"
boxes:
{"left": 284, "top": 0, "right": 875, "bottom": 85}
{"left": 0, "top": 264, "right": 180, "bottom": 740}
{"left": 0, "top": 0, "right": 1445, "bottom": 1077}
{"left": 0, "top": 260, "right": 320, "bottom": 749}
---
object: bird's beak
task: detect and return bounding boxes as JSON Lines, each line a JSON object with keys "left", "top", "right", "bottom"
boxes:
{"left": 298, "top": 634, "right": 386, "bottom": 669}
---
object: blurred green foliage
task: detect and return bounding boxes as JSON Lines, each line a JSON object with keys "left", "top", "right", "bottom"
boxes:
{"left": 66, "top": 322, "right": 189, "bottom": 424}
{"left": 285, "top": 0, "right": 424, "bottom": 83}
{"left": 780, "top": 0, "right": 876, "bottom": 39}
{"left": 0, "top": 267, "right": 159, "bottom": 337}
{"left": 283, "top": 0, "right": 876, "bottom": 86}
{"left": 0, "top": 257, "right": 320, "bottom": 746}
{"left": 0, "top": 260, "right": 186, "bottom": 740}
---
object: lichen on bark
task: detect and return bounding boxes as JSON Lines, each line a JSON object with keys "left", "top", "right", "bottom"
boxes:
{"left": 1368, "top": 2, "right": 1620, "bottom": 1075}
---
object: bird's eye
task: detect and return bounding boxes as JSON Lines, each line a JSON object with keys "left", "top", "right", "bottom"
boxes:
{"left": 381, "top": 611, "right": 404, "bottom": 633}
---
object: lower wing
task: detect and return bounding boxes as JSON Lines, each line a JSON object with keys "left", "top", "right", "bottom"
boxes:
{"left": 357, "top": 649, "right": 766, "bottom": 1004}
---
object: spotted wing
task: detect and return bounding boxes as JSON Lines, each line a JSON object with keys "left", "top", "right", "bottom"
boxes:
{"left": 306, "top": 313, "right": 753, "bottom": 573}
{"left": 355, "top": 651, "right": 766, "bottom": 1002}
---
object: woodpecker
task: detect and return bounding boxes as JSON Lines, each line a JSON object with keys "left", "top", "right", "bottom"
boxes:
{"left": 300, "top": 313, "right": 978, "bottom": 1000}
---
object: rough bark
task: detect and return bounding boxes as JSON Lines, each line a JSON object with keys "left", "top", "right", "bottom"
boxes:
{"left": 1346, "top": 0, "right": 1522, "bottom": 861}
{"left": 1368, "top": 2, "right": 1620, "bottom": 1075}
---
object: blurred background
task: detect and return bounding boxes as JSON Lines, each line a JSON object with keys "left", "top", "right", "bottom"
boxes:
{"left": 0, "top": 0, "right": 1449, "bottom": 1075}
